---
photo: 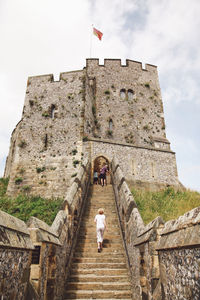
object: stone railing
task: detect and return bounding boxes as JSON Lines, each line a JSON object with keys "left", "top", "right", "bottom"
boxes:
{"left": 156, "top": 207, "right": 200, "bottom": 300}
{"left": 111, "top": 156, "right": 145, "bottom": 299}
{"left": 0, "top": 210, "right": 35, "bottom": 299}
{"left": 111, "top": 156, "right": 200, "bottom": 300}
{"left": 0, "top": 157, "right": 91, "bottom": 300}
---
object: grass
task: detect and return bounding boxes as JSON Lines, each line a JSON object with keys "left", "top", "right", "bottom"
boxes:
{"left": 132, "top": 187, "right": 200, "bottom": 225}
{"left": 0, "top": 178, "right": 63, "bottom": 225}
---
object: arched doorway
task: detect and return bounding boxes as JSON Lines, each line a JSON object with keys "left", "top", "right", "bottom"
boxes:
{"left": 92, "top": 156, "right": 111, "bottom": 184}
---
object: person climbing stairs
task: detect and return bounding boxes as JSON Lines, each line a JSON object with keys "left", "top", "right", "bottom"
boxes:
{"left": 64, "top": 184, "right": 133, "bottom": 299}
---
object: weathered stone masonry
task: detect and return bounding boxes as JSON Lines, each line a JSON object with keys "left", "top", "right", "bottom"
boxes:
{"left": 0, "top": 210, "right": 34, "bottom": 300}
{"left": 0, "top": 157, "right": 91, "bottom": 300}
{"left": 4, "top": 58, "right": 180, "bottom": 198}
{"left": 111, "top": 156, "right": 200, "bottom": 300}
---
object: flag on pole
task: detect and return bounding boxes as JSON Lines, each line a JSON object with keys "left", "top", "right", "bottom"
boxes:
{"left": 93, "top": 27, "right": 103, "bottom": 41}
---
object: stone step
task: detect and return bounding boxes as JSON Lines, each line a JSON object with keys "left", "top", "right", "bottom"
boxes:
{"left": 85, "top": 200, "right": 115, "bottom": 204}
{"left": 73, "top": 257, "right": 126, "bottom": 263}
{"left": 75, "top": 244, "right": 124, "bottom": 251}
{"left": 81, "top": 220, "right": 118, "bottom": 225}
{"left": 67, "top": 282, "right": 132, "bottom": 291}
{"left": 77, "top": 243, "right": 122, "bottom": 248}
{"left": 68, "top": 274, "right": 130, "bottom": 282}
{"left": 64, "top": 290, "right": 132, "bottom": 299}
{"left": 83, "top": 213, "right": 117, "bottom": 218}
{"left": 79, "top": 232, "right": 120, "bottom": 238}
{"left": 78, "top": 238, "right": 121, "bottom": 243}
{"left": 64, "top": 184, "right": 132, "bottom": 299}
{"left": 74, "top": 252, "right": 125, "bottom": 258}
{"left": 82, "top": 214, "right": 117, "bottom": 218}
{"left": 71, "top": 268, "right": 129, "bottom": 276}
{"left": 80, "top": 225, "right": 119, "bottom": 229}
{"left": 72, "top": 262, "right": 127, "bottom": 270}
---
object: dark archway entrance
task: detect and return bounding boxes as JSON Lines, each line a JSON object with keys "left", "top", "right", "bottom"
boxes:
{"left": 92, "top": 156, "right": 111, "bottom": 184}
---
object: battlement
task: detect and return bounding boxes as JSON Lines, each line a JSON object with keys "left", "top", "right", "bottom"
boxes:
{"left": 26, "top": 58, "right": 157, "bottom": 88}
{"left": 86, "top": 58, "right": 157, "bottom": 72}
{"left": 27, "top": 69, "right": 83, "bottom": 86}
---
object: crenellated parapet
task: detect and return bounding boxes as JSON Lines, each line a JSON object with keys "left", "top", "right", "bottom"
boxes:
{"left": 86, "top": 58, "right": 157, "bottom": 72}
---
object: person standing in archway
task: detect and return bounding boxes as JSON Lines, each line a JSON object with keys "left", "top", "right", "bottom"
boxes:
{"left": 99, "top": 163, "right": 108, "bottom": 187}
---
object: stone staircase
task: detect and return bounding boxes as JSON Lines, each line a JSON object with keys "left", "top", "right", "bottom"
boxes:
{"left": 64, "top": 184, "right": 133, "bottom": 299}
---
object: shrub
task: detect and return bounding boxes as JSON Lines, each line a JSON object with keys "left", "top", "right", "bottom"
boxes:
{"left": 143, "top": 125, "right": 149, "bottom": 131}
{"left": 36, "top": 167, "right": 46, "bottom": 173}
{"left": 0, "top": 182, "right": 63, "bottom": 225}
{"left": 72, "top": 149, "right": 78, "bottom": 155}
{"left": 29, "top": 100, "right": 34, "bottom": 106}
{"left": 15, "top": 177, "right": 23, "bottom": 185}
{"left": 104, "top": 90, "right": 110, "bottom": 95}
{"left": 144, "top": 82, "right": 150, "bottom": 88}
{"left": 83, "top": 136, "right": 88, "bottom": 141}
{"left": 42, "top": 112, "right": 49, "bottom": 118}
{"left": 106, "top": 130, "right": 113, "bottom": 137}
{"left": 18, "top": 140, "right": 27, "bottom": 148}
{"left": 73, "top": 160, "right": 80, "bottom": 168}
{"left": 22, "top": 185, "right": 31, "bottom": 192}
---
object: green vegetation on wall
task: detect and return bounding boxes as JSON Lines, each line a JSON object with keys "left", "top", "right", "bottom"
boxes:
{"left": 132, "top": 187, "right": 200, "bottom": 225}
{"left": 0, "top": 178, "right": 63, "bottom": 225}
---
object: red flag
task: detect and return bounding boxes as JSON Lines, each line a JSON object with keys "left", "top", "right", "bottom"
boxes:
{"left": 93, "top": 27, "right": 103, "bottom": 41}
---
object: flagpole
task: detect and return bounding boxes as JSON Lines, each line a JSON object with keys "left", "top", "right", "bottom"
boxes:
{"left": 90, "top": 24, "right": 93, "bottom": 58}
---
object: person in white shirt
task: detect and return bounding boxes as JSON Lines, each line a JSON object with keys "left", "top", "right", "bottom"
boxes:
{"left": 94, "top": 208, "right": 106, "bottom": 252}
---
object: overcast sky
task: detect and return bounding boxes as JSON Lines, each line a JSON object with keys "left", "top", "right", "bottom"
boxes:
{"left": 0, "top": 0, "right": 199, "bottom": 191}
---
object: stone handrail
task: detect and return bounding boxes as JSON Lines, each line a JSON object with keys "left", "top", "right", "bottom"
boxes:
{"left": 111, "top": 155, "right": 200, "bottom": 300}
{"left": 0, "top": 156, "right": 91, "bottom": 300}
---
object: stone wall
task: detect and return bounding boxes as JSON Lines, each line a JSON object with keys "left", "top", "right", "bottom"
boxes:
{"left": 0, "top": 157, "right": 91, "bottom": 300}
{"left": 111, "top": 156, "right": 144, "bottom": 299}
{"left": 111, "top": 156, "right": 200, "bottom": 300}
{"left": 157, "top": 207, "right": 200, "bottom": 300}
{"left": 5, "top": 70, "right": 86, "bottom": 198}
{"left": 86, "top": 59, "right": 167, "bottom": 147}
{"left": 88, "top": 138, "right": 179, "bottom": 188}
{"left": 0, "top": 210, "right": 34, "bottom": 300}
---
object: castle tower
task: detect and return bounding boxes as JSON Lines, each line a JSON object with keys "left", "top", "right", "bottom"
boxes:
{"left": 4, "top": 59, "right": 180, "bottom": 198}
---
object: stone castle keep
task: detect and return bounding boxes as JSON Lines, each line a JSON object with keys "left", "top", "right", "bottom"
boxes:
{"left": 5, "top": 58, "right": 180, "bottom": 197}
{"left": 2, "top": 59, "right": 199, "bottom": 300}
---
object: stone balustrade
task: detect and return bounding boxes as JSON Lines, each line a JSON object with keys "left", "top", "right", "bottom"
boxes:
{"left": 0, "top": 156, "right": 91, "bottom": 300}
{"left": 111, "top": 156, "right": 200, "bottom": 300}
{"left": 0, "top": 210, "right": 34, "bottom": 299}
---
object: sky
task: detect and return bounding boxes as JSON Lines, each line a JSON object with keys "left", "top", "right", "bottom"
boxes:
{"left": 0, "top": 0, "right": 200, "bottom": 191}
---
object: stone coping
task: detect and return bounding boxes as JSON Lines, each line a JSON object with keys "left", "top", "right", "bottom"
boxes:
{"left": 137, "top": 216, "right": 164, "bottom": 237}
{"left": 86, "top": 138, "right": 175, "bottom": 154}
{"left": 27, "top": 217, "right": 57, "bottom": 237}
{"left": 51, "top": 210, "right": 68, "bottom": 236}
{"left": 0, "top": 210, "right": 30, "bottom": 235}
{"left": 28, "top": 228, "right": 61, "bottom": 245}
{"left": 160, "top": 206, "right": 200, "bottom": 236}
{"left": 133, "top": 217, "right": 164, "bottom": 246}
{"left": 152, "top": 136, "right": 170, "bottom": 144}
{"left": 133, "top": 227, "right": 156, "bottom": 246}
{"left": 0, "top": 229, "right": 34, "bottom": 249}
{"left": 157, "top": 224, "right": 200, "bottom": 250}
